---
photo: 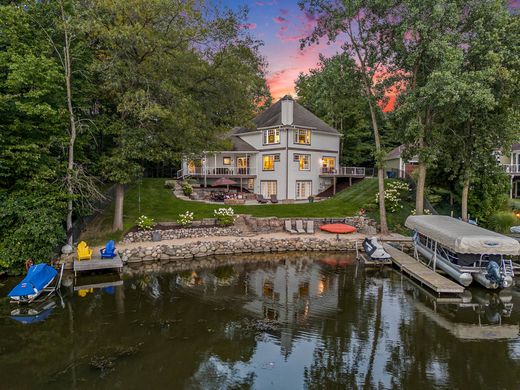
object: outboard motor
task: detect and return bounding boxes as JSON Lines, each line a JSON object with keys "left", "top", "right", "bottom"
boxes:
{"left": 486, "top": 261, "right": 503, "bottom": 288}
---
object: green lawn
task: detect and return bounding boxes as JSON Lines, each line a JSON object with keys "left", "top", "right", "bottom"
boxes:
{"left": 82, "top": 177, "right": 409, "bottom": 244}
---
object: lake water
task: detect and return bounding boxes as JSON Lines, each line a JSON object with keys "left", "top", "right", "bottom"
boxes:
{"left": 1, "top": 252, "right": 520, "bottom": 389}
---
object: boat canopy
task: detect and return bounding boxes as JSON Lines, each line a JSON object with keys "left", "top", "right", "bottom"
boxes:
{"left": 405, "top": 215, "right": 520, "bottom": 256}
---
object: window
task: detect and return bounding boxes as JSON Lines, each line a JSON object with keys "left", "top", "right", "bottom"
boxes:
{"left": 296, "top": 154, "right": 310, "bottom": 171}
{"left": 263, "top": 128, "right": 280, "bottom": 144}
{"left": 263, "top": 155, "right": 277, "bottom": 171}
{"left": 247, "top": 179, "right": 255, "bottom": 190}
{"left": 261, "top": 181, "right": 277, "bottom": 198}
{"left": 321, "top": 157, "right": 335, "bottom": 174}
{"left": 223, "top": 156, "right": 231, "bottom": 165}
{"left": 296, "top": 181, "right": 312, "bottom": 199}
{"left": 294, "top": 129, "right": 311, "bottom": 144}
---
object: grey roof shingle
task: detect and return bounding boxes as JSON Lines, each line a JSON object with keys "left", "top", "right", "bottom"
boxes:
{"left": 512, "top": 143, "right": 520, "bottom": 151}
{"left": 233, "top": 96, "right": 338, "bottom": 135}
{"left": 230, "top": 134, "right": 257, "bottom": 151}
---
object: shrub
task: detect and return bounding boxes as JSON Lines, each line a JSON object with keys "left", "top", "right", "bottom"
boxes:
{"left": 136, "top": 215, "right": 155, "bottom": 231}
{"left": 214, "top": 207, "right": 235, "bottom": 226}
{"left": 177, "top": 211, "right": 194, "bottom": 227}
{"left": 164, "top": 180, "right": 176, "bottom": 189}
{"left": 181, "top": 181, "right": 193, "bottom": 196}
{"left": 375, "top": 180, "right": 410, "bottom": 212}
{"left": 487, "top": 212, "right": 519, "bottom": 234}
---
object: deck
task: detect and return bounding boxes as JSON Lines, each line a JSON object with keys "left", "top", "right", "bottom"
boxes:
{"left": 73, "top": 254, "right": 123, "bottom": 277}
{"left": 383, "top": 244, "right": 464, "bottom": 295}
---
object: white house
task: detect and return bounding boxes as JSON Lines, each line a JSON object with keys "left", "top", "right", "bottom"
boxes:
{"left": 383, "top": 144, "right": 418, "bottom": 179}
{"left": 178, "top": 96, "right": 367, "bottom": 200}
{"left": 498, "top": 143, "right": 520, "bottom": 198}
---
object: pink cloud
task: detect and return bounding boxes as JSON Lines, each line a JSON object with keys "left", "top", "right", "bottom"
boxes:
{"left": 241, "top": 23, "right": 257, "bottom": 30}
{"left": 256, "top": 0, "right": 277, "bottom": 6}
{"left": 273, "top": 16, "right": 287, "bottom": 24}
{"left": 280, "top": 9, "right": 289, "bottom": 15}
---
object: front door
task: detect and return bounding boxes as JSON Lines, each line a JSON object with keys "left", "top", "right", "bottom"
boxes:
{"left": 237, "top": 156, "right": 249, "bottom": 175}
{"left": 321, "top": 157, "right": 335, "bottom": 174}
{"left": 296, "top": 181, "right": 312, "bottom": 199}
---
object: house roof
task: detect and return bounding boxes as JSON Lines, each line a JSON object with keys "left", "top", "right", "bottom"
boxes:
{"left": 384, "top": 145, "right": 406, "bottom": 161}
{"left": 230, "top": 134, "right": 257, "bottom": 151}
{"left": 233, "top": 95, "right": 338, "bottom": 135}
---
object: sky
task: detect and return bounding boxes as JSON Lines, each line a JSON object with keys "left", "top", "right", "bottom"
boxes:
{"left": 220, "top": 0, "right": 343, "bottom": 100}
{"left": 221, "top": 0, "right": 520, "bottom": 101}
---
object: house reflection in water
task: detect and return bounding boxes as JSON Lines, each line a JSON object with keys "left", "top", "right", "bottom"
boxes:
{"left": 244, "top": 259, "right": 338, "bottom": 325}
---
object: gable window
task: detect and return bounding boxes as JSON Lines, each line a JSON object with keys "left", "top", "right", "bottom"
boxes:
{"left": 294, "top": 154, "right": 310, "bottom": 171}
{"left": 223, "top": 157, "right": 231, "bottom": 165}
{"left": 263, "top": 129, "right": 280, "bottom": 145}
{"left": 263, "top": 155, "right": 276, "bottom": 171}
{"left": 294, "top": 129, "right": 311, "bottom": 145}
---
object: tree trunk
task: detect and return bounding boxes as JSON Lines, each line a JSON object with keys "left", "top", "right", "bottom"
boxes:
{"left": 461, "top": 178, "right": 470, "bottom": 221}
{"left": 367, "top": 99, "right": 388, "bottom": 235}
{"left": 415, "top": 162, "right": 427, "bottom": 215}
{"left": 113, "top": 183, "right": 125, "bottom": 231}
{"left": 62, "top": 2, "right": 76, "bottom": 246}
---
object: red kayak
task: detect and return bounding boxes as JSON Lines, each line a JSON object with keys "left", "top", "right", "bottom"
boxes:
{"left": 320, "top": 223, "right": 357, "bottom": 234}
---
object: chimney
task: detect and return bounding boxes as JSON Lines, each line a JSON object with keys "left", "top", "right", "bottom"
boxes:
{"left": 281, "top": 95, "right": 294, "bottom": 125}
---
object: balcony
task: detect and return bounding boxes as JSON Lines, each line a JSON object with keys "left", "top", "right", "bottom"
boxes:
{"left": 319, "top": 167, "right": 373, "bottom": 177}
{"left": 502, "top": 164, "right": 520, "bottom": 175}
{"left": 178, "top": 166, "right": 256, "bottom": 179}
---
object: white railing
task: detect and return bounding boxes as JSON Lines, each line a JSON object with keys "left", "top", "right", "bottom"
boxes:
{"left": 176, "top": 169, "right": 184, "bottom": 179}
{"left": 183, "top": 166, "right": 257, "bottom": 176}
{"left": 502, "top": 164, "right": 520, "bottom": 174}
{"left": 320, "top": 167, "right": 370, "bottom": 176}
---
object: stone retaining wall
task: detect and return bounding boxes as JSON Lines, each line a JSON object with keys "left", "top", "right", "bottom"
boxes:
{"left": 119, "top": 236, "right": 359, "bottom": 263}
{"left": 124, "top": 226, "right": 240, "bottom": 243}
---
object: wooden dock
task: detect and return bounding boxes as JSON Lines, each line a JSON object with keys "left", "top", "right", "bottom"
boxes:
{"left": 383, "top": 244, "right": 464, "bottom": 295}
{"left": 73, "top": 254, "right": 123, "bottom": 277}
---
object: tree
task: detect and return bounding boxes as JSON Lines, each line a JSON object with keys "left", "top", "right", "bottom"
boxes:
{"left": 300, "top": 0, "right": 392, "bottom": 234}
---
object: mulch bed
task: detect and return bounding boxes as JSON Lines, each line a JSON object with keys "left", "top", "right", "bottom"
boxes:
{"left": 127, "top": 224, "right": 216, "bottom": 234}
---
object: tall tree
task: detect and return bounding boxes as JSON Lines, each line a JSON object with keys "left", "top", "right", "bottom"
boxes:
{"left": 300, "top": 0, "right": 392, "bottom": 234}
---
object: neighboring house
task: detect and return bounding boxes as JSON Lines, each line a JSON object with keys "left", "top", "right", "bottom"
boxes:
{"left": 178, "top": 95, "right": 367, "bottom": 200}
{"left": 383, "top": 144, "right": 418, "bottom": 178}
{"left": 498, "top": 143, "right": 520, "bottom": 198}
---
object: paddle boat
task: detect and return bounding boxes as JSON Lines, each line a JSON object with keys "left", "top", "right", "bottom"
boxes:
{"left": 406, "top": 215, "right": 518, "bottom": 289}
{"left": 8, "top": 263, "right": 64, "bottom": 304}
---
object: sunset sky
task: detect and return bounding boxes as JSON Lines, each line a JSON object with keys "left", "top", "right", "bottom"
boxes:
{"left": 221, "top": 0, "right": 519, "bottom": 101}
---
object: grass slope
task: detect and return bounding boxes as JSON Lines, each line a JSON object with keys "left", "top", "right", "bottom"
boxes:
{"left": 82, "top": 177, "right": 409, "bottom": 244}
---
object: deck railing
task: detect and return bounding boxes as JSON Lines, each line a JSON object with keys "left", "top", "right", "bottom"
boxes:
{"left": 502, "top": 164, "right": 520, "bottom": 174}
{"left": 320, "top": 167, "right": 373, "bottom": 177}
{"left": 181, "top": 166, "right": 257, "bottom": 177}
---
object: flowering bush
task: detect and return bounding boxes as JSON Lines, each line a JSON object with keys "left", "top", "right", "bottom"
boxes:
{"left": 177, "top": 211, "right": 194, "bottom": 227}
{"left": 214, "top": 207, "right": 235, "bottom": 226}
{"left": 411, "top": 208, "right": 432, "bottom": 216}
{"left": 357, "top": 208, "right": 366, "bottom": 216}
{"left": 375, "top": 180, "right": 410, "bottom": 213}
{"left": 181, "top": 181, "right": 193, "bottom": 196}
{"left": 136, "top": 215, "right": 155, "bottom": 231}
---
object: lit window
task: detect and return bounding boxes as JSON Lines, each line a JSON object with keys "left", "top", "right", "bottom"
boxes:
{"left": 298, "top": 154, "right": 310, "bottom": 171}
{"left": 263, "top": 155, "right": 275, "bottom": 171}
{"left": 247, "top": 178, "right": 254, "bottom": 189}
{"left": 263, "top": 129, "right": 280, "bottom": 144}
{"left": 223, "top": 157, "right": 231, "bottom": 165}
{"left": 321, "top": 157, "right": 335, "bottom": 173}
{"left": 294, "top": 129, "right": 311, "bottom": 144}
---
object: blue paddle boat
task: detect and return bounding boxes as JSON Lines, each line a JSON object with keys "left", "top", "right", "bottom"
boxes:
{"left": 8, "top": 263, "right": 63, "bottom": 303}
{"left": 10, "top": 301, "right": 56, "bottom": 324}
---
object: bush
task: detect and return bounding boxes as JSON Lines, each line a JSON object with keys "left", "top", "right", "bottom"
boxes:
{"left": 214, "top": 207, "right": 235, "bottom": 226}
{"left": 177, "top": 211, "right": 194, "bottom": 227}
{"left": 181, "top": 181, "right": 193, "bottom": 196}
{"left": 164, "top": 180, "right": 176, "bottom": 189}
{"left": 136, "top": 215, "right": 155, "bottom": 231}
{"left": 375, "top": 180, "right": 410, "bottom": 212}
{"left": 487, "top": 212, "right": 519, "bottom": 234}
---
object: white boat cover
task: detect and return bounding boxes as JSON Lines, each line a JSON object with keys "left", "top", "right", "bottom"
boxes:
{"left": 405, "top": 215, "right": 520, "bottom": 256}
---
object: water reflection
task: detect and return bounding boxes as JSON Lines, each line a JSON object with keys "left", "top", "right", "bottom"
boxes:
{"left": 0, "top": 252, "right": 519, "bottom": 389}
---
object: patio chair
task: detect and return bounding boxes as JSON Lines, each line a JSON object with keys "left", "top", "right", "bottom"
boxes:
{"left": 285, "top": 220, "right": 298, "bottom": 234}
{"left": 270, "top": 194, "right": 279, "bottom": 204}
{"left": 100, "top": 240, "right": 116, "bottom": 259}
{"left": 306, "top": 220, "right": 315, "bottom": 234}
{"left": 295, "top": 220, "right": 306, "bottom": 234}
{"left": 256, "top": 194, "right": 268, "bottom": 204}
{"left": 77, "top": 241, "right": 92, "bottom": 261}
